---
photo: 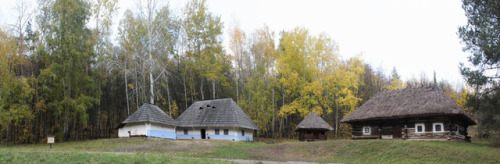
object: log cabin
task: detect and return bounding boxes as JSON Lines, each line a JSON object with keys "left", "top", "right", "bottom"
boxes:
{"left": 341, "top": 86, "right": 476, "bottom": 141}
{"left": 295, "top": 112, "right": 334, "bottom": 141}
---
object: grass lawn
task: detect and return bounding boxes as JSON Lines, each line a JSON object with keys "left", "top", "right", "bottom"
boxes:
{"left": 0, "top": 151, "right": 227, "bottom": 164}
{"left": 2, "top": 138, "right": 499, "bottom": 163}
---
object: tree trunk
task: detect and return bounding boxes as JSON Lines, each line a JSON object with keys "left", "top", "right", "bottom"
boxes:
{"left": 166, "top": 77, "right": 172, "bottom": 116}
{"left": 5, "top": 126, "right": 8, "bottom": 146}
{"left": 149, "top": 66, "right": 154, "bottom": 104}
{"left": 236, "top": 77, "right": 239, "bottom": 103}
{"left": 107, "top": 104, "right": 110, "bottom": 138}
{"left": 125, "top": 67, "right": 130, "bottom": 116}
{"left": 143, "top": 69, "right": 147, "bottom": 103}
{"left": 281, "top": 89, "right": 285, "bottom": 138}
{"left": 190, "top": 73, "right": 195, "bottom": 101}
{"left": 212, "top": 79, "right": 216, "bottom": 99}
{"left": 134, "top": 66, "right": 139, "bottom": 109}
{"left": 272, "top": 88, "right": 275, "bottom": 138}
{"left": 63, "top": 108, "right": 70, "bottom": 141}
{"left": 63, "top": 79, "right": 71, "bottom": 141}
{"left": 200, "top": 78, "right": 204, "bottom": 100}
{"left": 147, "top": 0, "right": 154, "bottom": 105}
{"left": 97, "top": 110, "right": 101, "bottom": 138}
{"left": 335, "top": 96, "right": 338, "bottom": 137}
{"left": 183, "top": 76, "right": 188, "bottom": 109}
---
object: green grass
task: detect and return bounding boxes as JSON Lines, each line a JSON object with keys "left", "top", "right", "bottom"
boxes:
{"left": 329, "top": 140, "right": 499, "bottom": 163}
{"left": 4, "top": 138, "right": 173, "bottom": 152}
{"left": 2, "top": 138, "right": 499, "bottom": 163}
{"left": 0, "top": 151, "right": 227, "bottom": 164}
{"left": 207, "top": 139, "right": 499, "bottom": 163}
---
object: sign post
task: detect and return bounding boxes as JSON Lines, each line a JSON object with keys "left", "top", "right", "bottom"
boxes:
{"left": 47, "top": 135, "right": 55, "bottom": 149}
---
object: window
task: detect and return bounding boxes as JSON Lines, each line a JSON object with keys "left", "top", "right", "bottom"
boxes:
{"left": 455, "top": 125, "right": 460, "bottom": 134}
{"left": 415, "top": 123, "right": 425, "bottom": 133}
{"left": 215, "top": 129, "right": 220, "bottom": 135}
{"left": 242, "top": 130, "right": 245, "bottom": 136}
{"left": 224, "top": 129, "right": 229, "bottom": 135}
{"left": 184, "top": 129, "right": 188, "bottom": 135}
{"left": 362, "top": 126, "right": 371, "bottom": 135}
{"left": 433, "top": 122, "right": 444, "bottom": 132}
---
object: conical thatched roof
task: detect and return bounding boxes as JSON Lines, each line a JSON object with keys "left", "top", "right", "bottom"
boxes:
{"left": 341, "top": 86, "right": 476, "bottom": 125}
{"left": 121, "top": 103, "right": 176, "bottom": 126}
{"left": 294, "top": 112, "right": 334, "bottom": 132}
{"left": 176, "top": 98, "right": 259, "bottom": 130}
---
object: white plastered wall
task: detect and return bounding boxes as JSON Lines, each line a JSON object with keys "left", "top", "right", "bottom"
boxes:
{"left": 176, "top": 127, "right": 239, "bottom": 136}
{"left": 175, "top": 127, "right": 254, "bottom": 141}
{"left": 150, "top": 122, "right": 175, "bottom": 132}
{"left": 176, "top": 127, "right": 202, "bottom": 135}
{"left": 118, "top": 122, "right": 148, "bottom": 137}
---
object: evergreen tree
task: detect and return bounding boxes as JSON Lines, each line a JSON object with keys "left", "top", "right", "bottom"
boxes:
{"left": 459, "top": 0, "right": 500, "bottom": 139}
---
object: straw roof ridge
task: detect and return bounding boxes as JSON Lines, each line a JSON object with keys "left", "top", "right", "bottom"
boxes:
{"left": 341, "top": 85, "right": 476, "bottom": 125}
{"left": 176, "top": 98, "right": 259, "bottom": 130}
{"left": 121, "top": 103, "right": 177, "bottom": 126}
{"left": 294, "top": 112, "right": 334, "bottom": 131}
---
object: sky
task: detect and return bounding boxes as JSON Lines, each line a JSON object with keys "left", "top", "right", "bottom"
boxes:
{"left": 0, "top": 0, "right": 470, "bottom": 88}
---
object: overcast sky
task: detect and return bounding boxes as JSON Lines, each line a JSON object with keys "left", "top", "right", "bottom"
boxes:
{"left": 0, "top": 0, "right": 469, "bottom": 87}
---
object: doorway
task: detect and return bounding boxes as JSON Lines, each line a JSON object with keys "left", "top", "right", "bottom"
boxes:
{"left": 313, "top": 131, "right": 319, "bottom": 139}
{"left": 201, "top": 129, "right": 206, "bottom": 139}
{"left": 393, "top": 125, "right": 403, "bottom": 139}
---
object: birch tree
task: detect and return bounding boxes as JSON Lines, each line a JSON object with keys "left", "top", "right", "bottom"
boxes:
{"left": 229, "top": 23, "right": 247, "bottom": 102}
{"left": 38, "top": 0, "right": 99, "bottom": 141}
{"left": 183, "top": 0, "right": 224, "bottom": 100}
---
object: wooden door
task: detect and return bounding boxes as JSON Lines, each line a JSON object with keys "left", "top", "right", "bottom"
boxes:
{"left": 393, "top": 125, "right": 403, "bottom": 138}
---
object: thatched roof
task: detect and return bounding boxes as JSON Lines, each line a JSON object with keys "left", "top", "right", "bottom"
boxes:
{"left": 294, "top": 112, "right": 334, "bottom": 132}
{"left": 176, "top": 98, "right": 259, "bottom": 130}
{"left": 341, "top": 86, "right": 476, "bottom": 125}
{"left": 121, "top": 103, "right": 176, "bottom": 126}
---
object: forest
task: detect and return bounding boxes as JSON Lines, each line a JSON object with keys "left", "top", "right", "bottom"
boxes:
{"left": 1, "top": 0, "right": 496, "bottom": 145}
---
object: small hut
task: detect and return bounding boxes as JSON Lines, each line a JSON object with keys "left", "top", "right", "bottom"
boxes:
{"left": 341, "top": 86, "right": 476, "bottom": 141}
{"left": 118, "top": 104, "right": 177, "bottom": 139}
{"left": 175, "top": 98, "right": 259, "bottom": 141}
{"left": 295, "top": 112, "right": 334, "bottom": 141}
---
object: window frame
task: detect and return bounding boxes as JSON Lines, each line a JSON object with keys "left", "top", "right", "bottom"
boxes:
{"left": 433, "top": 122, "right": 444, "bottom": 133}
{"left": 184, "top": 129, "right": 188, "bottom": 135}
{"left": 241, "top": 130, "right": 245, "bottom": 136}
{"left": 224, "top": 129, "right": 229, "bottom": 135}
{"left": 415, "top": 123, "right": 425, "bottom": 133}
{"left": 362, "top": 126, "right": 371, "bottom": 135}
{"left": 215, "top": 129, "right": 220, "bottom": 135}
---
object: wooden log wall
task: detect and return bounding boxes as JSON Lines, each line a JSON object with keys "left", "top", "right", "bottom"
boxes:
{"left": 350, "top": 116, "right": 471, "bottom": 141}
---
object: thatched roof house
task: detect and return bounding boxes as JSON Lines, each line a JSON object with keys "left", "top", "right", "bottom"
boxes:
{"left": 118, "top": 104, "right": 176, "bottom": 139}
{"left": 295, "top": 112, "right": 333, "bottom": 131}
{"left": 176, "top": 98, "right": 258, "bottom": 141}
{"left": 295, "top": 112, "right": 333, "bottom": 141}
{"left": 341, "top": 86, "right": 476, "bottom": 141}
